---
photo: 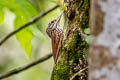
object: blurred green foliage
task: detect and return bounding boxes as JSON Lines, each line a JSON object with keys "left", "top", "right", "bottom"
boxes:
{"left": 84, "top": 28, "right": 90, "bottom": 43}
{"left": 0, "top": 0, "right": 59, "bottom": 58}
{"left": 0, "top": 0, "right": 62, "bottom": 79}
{"left": 0, "top": 0, "right": 36, "bottom": 57}
{"left": 84, "top": 28, "right": 90, "bottom": 34}
{"left": 0, "top": 7, "right": 4, "bottom": 24}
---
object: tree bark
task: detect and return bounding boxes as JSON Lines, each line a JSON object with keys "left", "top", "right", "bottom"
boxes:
{"left": 89, "top": 0, "right": 120, "bottom": 80}
{"left": 51, "top": 0, "right": 89, "bottom": 80}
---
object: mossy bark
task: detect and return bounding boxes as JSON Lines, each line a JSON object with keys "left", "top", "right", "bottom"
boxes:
{"left": 51, "top": 0, "right": 89, "bottom": 80}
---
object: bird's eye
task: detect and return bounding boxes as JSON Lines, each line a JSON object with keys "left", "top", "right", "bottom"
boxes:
{"left": 51, "top": 21, "right": 54, "bottom": 23}
{"left": 51, "top": 20, "right": 56, "bottom": 23}
{"left": 48, "top": 20, "right": 56, "bottom": 26}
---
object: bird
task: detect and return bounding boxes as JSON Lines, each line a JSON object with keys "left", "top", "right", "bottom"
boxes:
{"left": 46, "top": 13, "right": 64, "bottom": 63}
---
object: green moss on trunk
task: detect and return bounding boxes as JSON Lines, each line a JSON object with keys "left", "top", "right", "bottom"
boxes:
{"left": 51, "top": 0, "right": 89, "bottom": 80}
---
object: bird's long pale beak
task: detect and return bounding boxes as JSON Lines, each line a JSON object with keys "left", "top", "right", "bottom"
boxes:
{"left": 55, "top": 11, "right": 64, "bottom": 25}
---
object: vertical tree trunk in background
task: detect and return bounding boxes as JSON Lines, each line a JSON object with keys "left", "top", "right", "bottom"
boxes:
{"left": 51, "top": 0, "right": 89, "bottom": 80}
{"left": 89, "top": 0, "right": 120, "bottom": 80}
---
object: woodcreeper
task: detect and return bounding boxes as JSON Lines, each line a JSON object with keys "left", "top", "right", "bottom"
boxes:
{"left": 46, "top": 13, "right": 64, "bottom": 63}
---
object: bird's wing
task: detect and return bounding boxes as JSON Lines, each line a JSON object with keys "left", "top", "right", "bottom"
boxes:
{"left": 51, "top": 29, "right": 63, "bottom": 63}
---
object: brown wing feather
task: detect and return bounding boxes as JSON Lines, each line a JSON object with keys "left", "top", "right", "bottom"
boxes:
{"left": 51, "top": 29, "right": 63, "bottom": 63}
{"left": 51, "top": 33, "right": 57, "bottom": 62}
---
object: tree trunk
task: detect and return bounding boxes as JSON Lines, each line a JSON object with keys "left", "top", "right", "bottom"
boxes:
{"left": 89, "top": 0, "right": 120, "bottom": 80}
{"left": 51, "top": 0, "right": 89, "bottom": 80}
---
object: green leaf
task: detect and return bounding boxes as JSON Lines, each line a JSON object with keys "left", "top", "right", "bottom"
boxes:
{"left": 15, "top": 0, "right": 37, "bottom": 18}
{"left": 16, "top": 29, "right": 33, "bottom": 58}
{"left": 0, "top": 0, "right": 46, "bottom": 58}
{"left": 84, "top": 28, "right": 90, "bottom": 34}
{"left": 15, "top": 16, "right": 33, "bottom": 58}
{"left": 85, "top": 36, "right": 89, "bottom": 43}
{"left": 0, "top": 0, "right": 34, "bottom": 58}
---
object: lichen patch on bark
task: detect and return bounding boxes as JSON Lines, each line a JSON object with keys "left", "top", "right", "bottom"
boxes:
{"left": 97, "top": 0, "right": 120, "bottom": 57}
{"left": 89, "top": 0, "right": 120, "bottom": 80}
